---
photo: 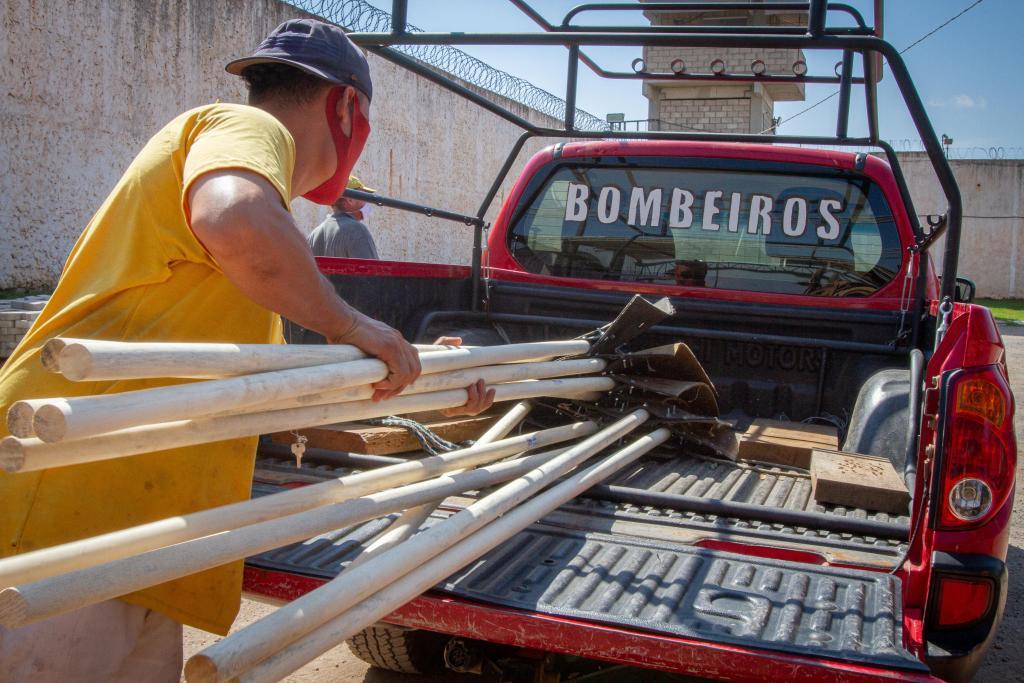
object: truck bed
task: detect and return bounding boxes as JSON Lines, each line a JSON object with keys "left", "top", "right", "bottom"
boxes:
{"left": 265, "top": 268, "right": 932, "bottom": 675}
{"left": 245, "top": 445, "right": 926, "bottom": 673}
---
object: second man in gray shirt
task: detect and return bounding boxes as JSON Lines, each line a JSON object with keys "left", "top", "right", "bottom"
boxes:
{"left": 308, "top": 175, "right": 380, "bottom": 259}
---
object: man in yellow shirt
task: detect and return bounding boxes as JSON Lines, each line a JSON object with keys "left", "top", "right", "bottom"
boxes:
{"left": 0, "top": 18, "right": 490, "bottom": 681}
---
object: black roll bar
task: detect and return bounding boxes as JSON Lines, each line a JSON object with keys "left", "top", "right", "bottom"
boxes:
{"left": 343, "top": 188, "right": 483, "bottom": 228}
{"left": 601, "top": 72, "right": 861, "bottom": 84}
{"left": 389, "top": 0, "right": 407, "bottom": 33}
{"left": 343, "top": 0, "right": 962, "bottom": 306}
{"left": 564, "top": 46, "right": 581, "bottom": 132}
{"left": 341, "top": 186, "right": 491, "bottom": 312}
{"left": 510, "top": 0, "right": 869, "bottom": 86}
{"left": 835, "top": 50, "right": 854, "bottom": 137}
{"left": 365, "top": 44, "right": 538, "bottom": 130}
{"left": 561, "top": 2, "right": 869, "bottom": 30}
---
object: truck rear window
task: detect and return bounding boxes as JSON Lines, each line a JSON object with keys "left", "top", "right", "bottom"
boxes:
{"left": 507, "top": 162, "right": 903, "bottom": 297}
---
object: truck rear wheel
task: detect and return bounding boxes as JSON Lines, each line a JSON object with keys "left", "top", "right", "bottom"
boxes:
{"left": 346, "top": 623, "right": 447, "bottom": 674}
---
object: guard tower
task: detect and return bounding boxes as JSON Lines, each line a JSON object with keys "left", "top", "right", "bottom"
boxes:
{"left": 641, "top": 2, "right": 808, "bottom": 134}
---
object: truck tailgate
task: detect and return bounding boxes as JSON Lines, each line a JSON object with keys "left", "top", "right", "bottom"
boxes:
{"left": 246, "top": 451, "right": 927, "bottom": 674}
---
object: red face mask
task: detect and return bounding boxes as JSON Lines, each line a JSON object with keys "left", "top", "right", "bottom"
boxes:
{"left": 303, "top": 87, "right": 371, "bottom": 205}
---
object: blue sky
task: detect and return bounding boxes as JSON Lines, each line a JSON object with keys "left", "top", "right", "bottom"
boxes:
{"left": 360, "top": 0, "right": 1021, "bottom": 152}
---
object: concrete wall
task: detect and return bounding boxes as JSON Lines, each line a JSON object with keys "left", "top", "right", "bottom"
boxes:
{"left": 897, "top": 153, "right": 1024, "bottom": 299}
{"left": 0, "top": 0, "right": 563, "bottom": 289}
{"left": 652, "top": 88, "right": 773, "bottom": 134}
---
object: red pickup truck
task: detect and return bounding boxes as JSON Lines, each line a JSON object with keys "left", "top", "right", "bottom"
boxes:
{"left": 244, "top": 3, "right": 1015, "bottom": 681}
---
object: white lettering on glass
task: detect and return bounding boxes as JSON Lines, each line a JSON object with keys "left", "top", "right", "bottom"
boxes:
{"left": 564, "top": 183, "right": 589, "bottom": 222}
{"left": 748, "top": 194, "right": 773, "bottom": 235}
{"left": 628, "top": 187, "right": 662, "bottom": 227}
{"left": 597, "top": 186, "right": 621, "bottom": 224}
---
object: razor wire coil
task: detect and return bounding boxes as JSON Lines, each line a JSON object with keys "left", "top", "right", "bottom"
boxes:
{"left": 286, "top": 0, "right": 610, "bottom": 131}
{"left": 789, "top": 139, "right": 1024, "bottom": 160}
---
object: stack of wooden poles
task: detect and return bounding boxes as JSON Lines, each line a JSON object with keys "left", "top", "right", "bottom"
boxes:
{"left": 1, "top": 337, "right": 614, "bottom": 472}
{"left": 0, "top": 337, "right": 674, "bottom": 682}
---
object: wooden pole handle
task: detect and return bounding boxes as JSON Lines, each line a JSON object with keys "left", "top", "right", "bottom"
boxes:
{"left": 24, "top": 340, "right": 591, "bottom": 443}
{"left": 0, "top": 446, "right": 584, "bottom": 630}
{"left": 187, "top": 411, "right": 650, "bottom": 682}
{"left": 0, "top": 422, "right": 597, "bottom": 587}
{"left": 2, "top": 377, "right": 614, "bottom": 474}
{"left": 45, "top": 338, "right": 450, "bottom": 381}
{"left": 234, "top": 428, "right": 672, "bottom": 683}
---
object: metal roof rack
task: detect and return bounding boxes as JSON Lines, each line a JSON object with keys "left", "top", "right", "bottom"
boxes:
{"left": 342, "top": 0, "right": 962, "bottom": 304}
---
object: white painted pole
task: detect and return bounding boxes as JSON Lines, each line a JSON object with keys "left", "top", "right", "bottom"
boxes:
{"left": 1, "top": 377, "right": 614, "bottom": 474}
{"left": 476, "top": 401, "right": 533, "bottom": 444}
{"left": 9, "top": 361, "right": 596, "bottom": 440}
{"left": 27, "top": 341, "right": 592, "bottom": 443}
{"left": 0, "top": 423, "right": 596, "bottom": 587}
{"left": 0, "top": 447, "right": 581, "bottom": 629}
{"left": 344, "top": 508, "right": 436, "bottom": 569}
{"left": 184, "top": 410, "right": 650, "bottom": 682}
{"left": 345, "top": 451, "right": 575, "bottom": 570}
{"left": 43, "top": 338, "right": 451, "bottom": 381}
{"left": 351, "top": 401, "right": 537, "bottom": 566}
{"left": 237, "top": 428, "right": 672, "bottom": 683}
{"left": 211, "top": 362, "right": 599, "bottom": 418}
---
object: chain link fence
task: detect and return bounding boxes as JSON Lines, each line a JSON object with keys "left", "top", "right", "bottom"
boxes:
{"left": 286, "top": 0, "right": 610, "bottom": 131}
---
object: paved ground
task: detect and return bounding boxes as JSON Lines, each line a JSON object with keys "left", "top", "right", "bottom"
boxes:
{"left": 185, "top": 330, "right": 1024, "bottom": 681}
{"left": 973, "top": 326, "right": 1024, "bottom": 682}
{"left": 183, "top": 600, "right": 459, "bottom": 683}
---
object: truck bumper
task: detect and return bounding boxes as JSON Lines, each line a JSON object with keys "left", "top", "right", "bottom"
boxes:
{"left": 243, "top": 566, "right": 939, "bottom": 683}
{"left": 924, "top": 552, "right": 1008, "bottom": 683}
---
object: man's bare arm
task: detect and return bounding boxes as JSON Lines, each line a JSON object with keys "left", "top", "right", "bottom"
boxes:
{"left": 186, "top": 169, "right": 420, "bottom": 399}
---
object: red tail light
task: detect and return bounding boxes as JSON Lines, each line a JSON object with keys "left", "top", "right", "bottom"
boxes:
{"left": 932, "top": 575, "right": 995, "bottom": 628}
{"left": 938, "top": 366, "right": 1016, "bottom": 530}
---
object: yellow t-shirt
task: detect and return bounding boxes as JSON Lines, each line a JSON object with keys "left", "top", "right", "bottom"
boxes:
{"left": 0, "top": 103, "right": 294, "bottom": 634}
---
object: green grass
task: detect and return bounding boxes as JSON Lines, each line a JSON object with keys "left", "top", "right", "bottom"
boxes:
{"left": 0, "top": 289, "right": 50, "bottom": 300}
{"left": 976, "top": 298, "right": 1024, "bottom": 323}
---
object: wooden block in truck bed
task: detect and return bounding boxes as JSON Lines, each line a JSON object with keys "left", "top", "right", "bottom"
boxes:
{"left": 811, "top": 449, "right": 910, "bottom": 515}
{"left": 271, "top": 415, "right": 497, "bottom": 455}
{"left": 737, "top": 418, "right": 839, "bottom": 468}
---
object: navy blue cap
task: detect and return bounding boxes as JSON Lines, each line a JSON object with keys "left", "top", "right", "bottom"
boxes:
{"left": 226, "top": 19, "right": 372, "bottom": 101}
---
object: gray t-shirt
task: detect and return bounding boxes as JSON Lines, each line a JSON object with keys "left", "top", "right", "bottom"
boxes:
{"left": 307, "top": 212, "right": 379, "bottom": 259}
